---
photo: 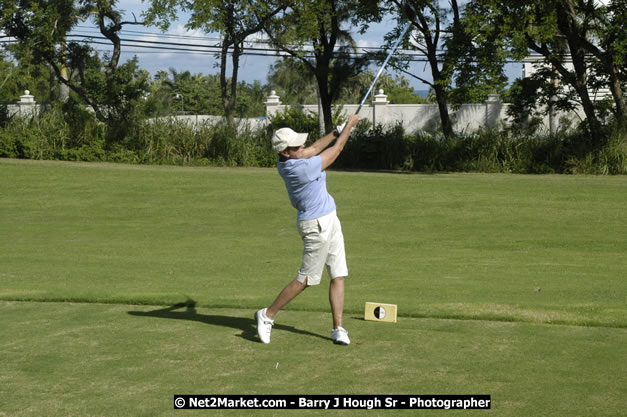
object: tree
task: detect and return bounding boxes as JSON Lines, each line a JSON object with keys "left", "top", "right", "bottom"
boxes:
{"left": 0, "top": 0, "right": 149, "bottom": 141}
{"left": 145, "top": 67, "right": 268, "bottom": 117}
{"left": 533, "top": 0, "right": 603, "bottom": 135}
{"left": 389, "top": 0, "right": 457, "bottom": 137}
{"left": 576, "top": 0, "right": 626, "bottom": 127}
{"left": 169, "top": 70, "right": 221, "bottom": 115}
{"left": 444, "top": 0, "right": 509, "bottom": 104}
{"left": 470, "top": 0, "right": 625, "bottom": 138}
{"left": 143, "top": 0, "right": 289, "bottom": 123}
{"left": 337, "top": 72, "right": 428, "bottom": 104}
{"left": 267, "top": 57, "right": 319, "bottom": 105}
{"left": 268, "top": 58, "right": 427, "bottom": 105}
{"left": 264, "top": 0, "right": 381, "bottom": 133}
{"left": 387, "top": 0, "right": 508, "bottom": 138}
{"left": 0, "top": 47, "right": 51, "bottom": 103}
{"left": 236, "top": 79, "right": 269, "bottom": 117}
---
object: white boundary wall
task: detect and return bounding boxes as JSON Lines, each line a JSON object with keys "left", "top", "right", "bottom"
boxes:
{"left": 5, "top": 89, "right": 585, "bottom": 135}
{"left": 265, "top": 90, "right": 583, "bottom": 135}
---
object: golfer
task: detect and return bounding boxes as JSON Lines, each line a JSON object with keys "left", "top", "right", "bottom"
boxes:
{"left": 256, "top": 114, "right": 360, "bottom": 345}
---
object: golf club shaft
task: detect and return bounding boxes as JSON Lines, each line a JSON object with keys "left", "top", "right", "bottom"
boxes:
{"left": 355, "top": 21, "right": 412, "bottom": 115}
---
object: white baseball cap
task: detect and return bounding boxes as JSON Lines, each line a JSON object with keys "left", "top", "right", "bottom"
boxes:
{"left": 271, "top": 127, "right": 308, "bottom": 152}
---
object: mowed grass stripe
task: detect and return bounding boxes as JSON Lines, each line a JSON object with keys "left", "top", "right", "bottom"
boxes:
{"left": 1, "top": 159, "right": 626, "bottom": 328}
{"left": 1, "top": 300, "right": 626, "bottom": 417}
{"left": 2, "top": 298, "right": 625, "bottom": 330}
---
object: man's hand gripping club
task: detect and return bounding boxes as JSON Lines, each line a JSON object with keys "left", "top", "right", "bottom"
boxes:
{"left": 316, "top": 114, "right": 360, "bottom": 170}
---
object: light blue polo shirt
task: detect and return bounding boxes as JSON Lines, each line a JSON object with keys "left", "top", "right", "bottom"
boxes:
{"left": 277, "top": 155, "right": 336, "bottom": 221}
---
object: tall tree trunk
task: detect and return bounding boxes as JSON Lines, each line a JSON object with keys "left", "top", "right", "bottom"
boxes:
{"left": 555, "top": 1, "right": 602, "bottom": 138}
{"left": 317, "top": 89, "right": 325, "bottom": 137}
{"left": 405, "top": 0, "right": 455, "bottom": 138}
{"left": 219, "top": 41, "right": 235, "bottom": 124}
{"left": 316, "top": 73, "right": 334, "bottom": 134}
{"left": 608, "top": 68, "right": 626, "bottom": 128}
{"left": 429, "top": 59, "right": 454, "bottom": 138}
{"left": 581, "top": 41, "right": 627, "bottom": 127}
{"left": 226, "top": 42, "right": 242, "bottom": 123}
{"left": 525, "top": 37, "right": 602, "bottom": 140}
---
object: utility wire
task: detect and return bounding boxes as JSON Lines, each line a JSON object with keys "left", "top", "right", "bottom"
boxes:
{"left": 64, "top": 33, "right": 448, "bottom": 61}
{"left": 3, "top": 30, "right": 533, "bottom": 64}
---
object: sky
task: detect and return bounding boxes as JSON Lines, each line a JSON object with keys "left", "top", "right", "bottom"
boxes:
{"left": 105, "top": 1, "right": 523, "bottom": 92}
{"left": 94, "top": 0, "right": 438, "bottom": 88}
{"left": 5, "top": 0, "right": 523, "bottom": 94}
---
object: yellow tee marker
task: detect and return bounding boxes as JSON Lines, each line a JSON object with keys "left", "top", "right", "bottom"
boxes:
{"left": 364, "top": 302, "right": 397, "bottom": 323}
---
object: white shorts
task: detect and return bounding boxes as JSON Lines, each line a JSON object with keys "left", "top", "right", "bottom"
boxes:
{"left": 295, "top": 211, "right": 348, "bottom": 286}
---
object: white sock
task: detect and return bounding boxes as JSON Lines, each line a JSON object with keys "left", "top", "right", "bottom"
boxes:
{"left": 262, "top": 308, "right": 274, "bottom": 322}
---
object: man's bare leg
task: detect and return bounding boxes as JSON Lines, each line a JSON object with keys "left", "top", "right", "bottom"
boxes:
{"left": 266, "top": 279, "right": 307, "bottom": 320}
{"left": 329, "top": 277, "right": 345, "bottom": 329}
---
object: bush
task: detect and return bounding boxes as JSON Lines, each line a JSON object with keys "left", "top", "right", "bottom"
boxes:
{"left": 265, "top": 107, "right": 320, "bottom": 143}
{"left": 123, "top": 117, "right": 276, "bottom": 167}
{"left": 0, "top": 107, "right": 68, "bottom": 159}
{"left": 1, "top": 103, "right": 624, "bottom": 175}
{"left": 339, "top": 122, "right": 409, "bottom": 170}
{"left": 566, "top": 128, "right": 627, "bottom": 175}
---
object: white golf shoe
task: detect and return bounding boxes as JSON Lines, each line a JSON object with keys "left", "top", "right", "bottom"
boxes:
{"left": 331, "top": 327, "right": 350, "bottom": 345}
{"left": 255, "top": 308, "right": 274, "bottom": 344}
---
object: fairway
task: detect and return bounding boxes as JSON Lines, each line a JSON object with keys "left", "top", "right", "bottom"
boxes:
{"left": 1, "top": 158, "right": 626, "bottom": 416}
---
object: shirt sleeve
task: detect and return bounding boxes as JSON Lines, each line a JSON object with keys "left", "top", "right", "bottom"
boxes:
{"left": 304, "top": 155, "right": 322, "bottom": 182}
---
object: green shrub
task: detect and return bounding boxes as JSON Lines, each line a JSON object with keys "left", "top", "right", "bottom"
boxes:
{"left": 131, "top": 118, "right": 210, "bottom": 165}
{"left": 566, "top": 129, "right": 627, "bottom": 175}
{"left": 339, "top": 122, "right": 410, "bottom": 170}
{"left": 1, "top": 103, "right": 624, "bottom": 175}
{"left": 228, "top": 124, "right": 277, "bottom": 167}
{"left": 123, "top": 117, "right": 276, "bottom": 167}
{"left": 0, "top": 107, "right": 67, "bottom": 159}
{"left": 265, "top": 107, "right": 320, "bottom": 144}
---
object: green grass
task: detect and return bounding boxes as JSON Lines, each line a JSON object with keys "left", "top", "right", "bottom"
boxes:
{"left": 1, "top": 158, "right": 626, "bottom": 416}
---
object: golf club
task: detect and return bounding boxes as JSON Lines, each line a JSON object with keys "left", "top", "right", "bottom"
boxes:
{"left": 354, "top": 2, "right": 418, "bottom": 115}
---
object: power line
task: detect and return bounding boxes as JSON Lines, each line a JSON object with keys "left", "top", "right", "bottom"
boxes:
{"left": 2, "top": 30, "right": 532, "bottom": 64}
{"left": 74, "top": 25, "right": 224, "bottom": 42}
{"left": 71, "top": 25, "right": 447, "bottom": 54}
{"left": 64, "top": 33, "right": 447, "bottom": 61}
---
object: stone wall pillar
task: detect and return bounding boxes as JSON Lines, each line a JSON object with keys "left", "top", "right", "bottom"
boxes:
{"left": 372, "top": 89, "right": 389, "bottom": 126}
{"left": 485, "top": 93, "right": 501, "bottom": 128}
{"left": 265, "top": 91, "right": 282, "bottom": 117}
{"left": 19, "top": 90, "right": 37, "bottom": 115}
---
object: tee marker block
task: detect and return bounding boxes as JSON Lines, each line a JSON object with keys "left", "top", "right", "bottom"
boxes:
{"left": 364, "top": 302, "right": 397, "bottom": 323}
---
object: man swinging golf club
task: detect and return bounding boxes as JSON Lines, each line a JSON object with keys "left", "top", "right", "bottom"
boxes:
{"left": 256, "top": 113, "right": 360, "bottom": 345}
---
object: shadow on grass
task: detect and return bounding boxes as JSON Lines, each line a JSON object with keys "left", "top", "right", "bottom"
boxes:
{"left": 127, "top": 300, "right": 331, "bottom": 343}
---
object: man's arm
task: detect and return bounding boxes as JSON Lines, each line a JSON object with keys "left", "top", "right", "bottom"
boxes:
{"left": 301, "top": 131, "right": 338, "bottom": 159}
{"left": 319, "top": 114, "right": 360, "bottom": 170}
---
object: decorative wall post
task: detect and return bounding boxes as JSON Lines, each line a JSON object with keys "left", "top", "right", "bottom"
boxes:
{"left": 373, "top": 89, "right": 389, "bottom": 127}
{"left": 18, "top": 90, "right": 37, "bottom": 116}
{"left": 265, "top": 91, "right": 282, "bottom": 117}
{"left": 484, "top": 93, "right": 501, "bottom": 129}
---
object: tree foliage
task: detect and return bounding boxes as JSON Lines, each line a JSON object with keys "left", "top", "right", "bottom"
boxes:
{"left": 144, "top": 68, "right": 268, "bottom": 117}
{"left": 2, "top": 0, "right": 623, "bottom": 145}
{"left": 0, "top": 47, "right": 51, "bottom": 103}
{"left": 267, "top": 58, "right": 318, "bottom": 105}
{"left": 0, "top": 0, "right": 149, "bottom": 143}
{"left": 267, "top": 55, "right": 428, "bottom": 109}
{"left": 337, "top": 71, "right": 428, "bottom": 104}
{"left": 385, "top": 0, "right": 509, "bottom": 138}
{"left": 264, "top": 0, "right": 382, "bottom": 133}
{"left": 143, "top": 0, "right": 289, "bottom": 123}
{"left": 470, "top": 0, "right": 626, "bottom": 138}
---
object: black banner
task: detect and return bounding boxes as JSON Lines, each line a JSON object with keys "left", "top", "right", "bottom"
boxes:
{"left": 174, "top": 395, "right": 491, "bottom": 410}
